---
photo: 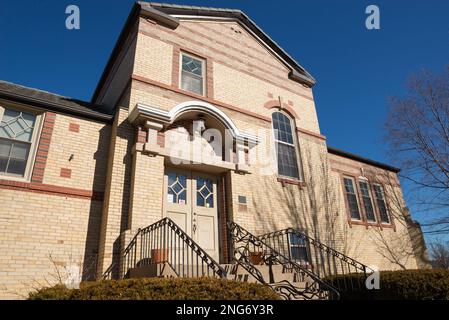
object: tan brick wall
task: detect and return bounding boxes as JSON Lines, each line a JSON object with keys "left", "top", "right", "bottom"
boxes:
{"left": 42, "top": 114, "right": 110, "bottom": 192}
{"left": 0, "top": 190, "right": 103, "bottom": 299}
{"left": 213, "top": 63, "right": 320, "bottom": 133}
{"left": 133, "top": 34, "right": 173, "bottom": 86}
{"left": 128, "top": 152, "right": 165, "bottom": 229}
{"left": 0, "top": 107, "right": 111, "bottom": 299}
{"left": 97, "top": 95, "right": 135, "bottom": 277}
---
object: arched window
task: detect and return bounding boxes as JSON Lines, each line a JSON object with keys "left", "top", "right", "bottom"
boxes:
{"left": 272, "top": 111, "right": 301, "bottom": 179}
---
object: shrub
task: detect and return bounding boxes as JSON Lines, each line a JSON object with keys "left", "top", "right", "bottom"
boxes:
{"left": 28, "top": 277, "right": 280, "bottom": 300}
{"left": 325, "top": 269, "right": 449, "bottom": 300}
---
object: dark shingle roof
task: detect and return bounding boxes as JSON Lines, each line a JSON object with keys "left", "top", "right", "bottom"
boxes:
{"left": 0, "top": 81, "right": 113, "bottom": 122}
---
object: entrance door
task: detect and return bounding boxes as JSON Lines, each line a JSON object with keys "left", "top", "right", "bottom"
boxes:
{"left": 164, "top": 169, "right": 219, "bottom": 261}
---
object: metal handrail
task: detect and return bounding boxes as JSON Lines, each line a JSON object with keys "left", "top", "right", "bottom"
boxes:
{"left": 228, "top": 222, "right": 340, "bottom": 300}
{"left": 101, "top": 263, "right": 116, "bottom": 280}
{"left": 122, "top": 218, "right": 226, "bottom": 279}
{"left": 258, "top": 228, "right": 374, "bottom": 290}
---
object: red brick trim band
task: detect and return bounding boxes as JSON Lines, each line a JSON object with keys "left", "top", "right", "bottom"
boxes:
{"left": 138, "top": 24, "right": 314, "bottom": 101}
{"left": 131, "top": 74, "right": 327, "bottom": 141}
{"left": 0, "top": 179, "right": 104, "bottom": 201}
{"left": 31, "top": 112, "right": 56, "bottom": 183}
{"left": 171, "top": 45, "right": 180, "bottom": 88}
{"left": 263, "top": 100, "right": 299, "bottom": 119}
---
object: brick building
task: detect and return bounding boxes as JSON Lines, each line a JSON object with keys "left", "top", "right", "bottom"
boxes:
{"left": 0, "top": 2, "right": 428, "bottom": 299}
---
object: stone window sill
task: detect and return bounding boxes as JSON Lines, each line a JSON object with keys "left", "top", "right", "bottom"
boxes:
{"left": 277, "top": 177, "right": 306, "bottom": 188}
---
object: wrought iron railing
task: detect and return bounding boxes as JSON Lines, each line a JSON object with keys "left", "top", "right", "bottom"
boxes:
{"left": 122, "top": 218, "right": 226, "bottom": 279}
{"left": 257, "top": 228, "right": 374, "bottom": 291}
{"left": 228, "top": 222, "right": 340, "bottom": 300}
{"left": 101, "top": 263, "right": 116, "bottom": 280}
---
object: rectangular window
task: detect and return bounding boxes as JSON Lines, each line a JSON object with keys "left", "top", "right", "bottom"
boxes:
{"left": 374, "top": 184, "right": 390, "bottom": 224}
{"left": 276, "top": 143, "right": 300, "bottom": 179}
{"left": 343, "top": 177, "right": 361, "bottom": 220}
{"left": 289, "top": 234, "right": 309, "bottom": 264}
{"left": 359, "top": 180, "right": 377, "bottom": 222}
{"left": 180, "top": 53, "right": 205, "bottom": 96}
{"left": 0, "top": 106, "right": 38, "bottom": 178}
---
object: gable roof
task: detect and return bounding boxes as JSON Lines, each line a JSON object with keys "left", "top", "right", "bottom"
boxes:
{"left": 142, "top": 2, "right": 316, "bottom": 85}
{"left": 0, "top": 81, "right": 113, "bottom": 123}
{"left": 91, "top": 1, "right": 315, "bottom": 103}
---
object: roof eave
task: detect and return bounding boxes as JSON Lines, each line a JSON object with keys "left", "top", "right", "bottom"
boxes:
{"left": 91, "top": 2, "right": 181, "bottom": 104}
{"left": 0, "top": 89, "right": 113, "bottom": 123}
{"left": 327, "top": 146, "right": 401, "bottom": 173}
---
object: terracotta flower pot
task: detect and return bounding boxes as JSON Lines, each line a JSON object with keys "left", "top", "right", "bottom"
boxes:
{"left": 249, "top": 252, "right": 264, "bottom": 265}
{"left": 151, "top": 249, "right": 169, "bottom": 263}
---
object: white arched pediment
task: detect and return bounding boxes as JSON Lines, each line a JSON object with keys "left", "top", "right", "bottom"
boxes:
{"left": 130, "top": 100, "right": 260, "bottom": 145}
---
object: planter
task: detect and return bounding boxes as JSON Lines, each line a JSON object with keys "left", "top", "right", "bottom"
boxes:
{"left": 151, "top": 249, "right": 169, "bottom": 263}
{"left": 249, "top": 252, "right": 264, "bottom": 265}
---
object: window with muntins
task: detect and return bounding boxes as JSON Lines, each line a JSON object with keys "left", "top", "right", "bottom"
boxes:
{"left": 374, "top": 184, "right": 390, "bottom": 223}
{"left": 289, "top": 233, "right": 309, "bottom": 264}
{"left": 272, "top": 112, "right": 300, "bottom": 179}
{"left": 343, "top": 177, "right": 361, "bottom": 220}
{"left": 0, "top": 106, "right": 38, "bottom": 178}
{"left": 359, "top": 180, "right": 377, "bottom": 222}
{"left": 180, "top": 53, "right": 205, "bottom": 95}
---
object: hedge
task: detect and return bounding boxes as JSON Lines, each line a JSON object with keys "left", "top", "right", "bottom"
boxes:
{"left": 28, "top": 277, "right": 280, "bottom": 300}
{"left": 325, "top": 269, "right": 449, "bottom": 300}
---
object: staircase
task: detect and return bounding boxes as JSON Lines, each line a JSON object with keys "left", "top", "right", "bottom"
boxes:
{"left": 120, "top": 218, "right": 372, "bottom": 300}
{"left": 226, "top": 221, "right": 339, "bottom": 300}
{"left": 222, "top": 264, "right": 320, "bottom": 300}
{"left": 121, "top": 217, "right": 226, "bottom": 279}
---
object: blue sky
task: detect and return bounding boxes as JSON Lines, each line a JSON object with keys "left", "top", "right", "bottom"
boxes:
{"left": 1, "top": 1, "right": 448, "bottom": 241}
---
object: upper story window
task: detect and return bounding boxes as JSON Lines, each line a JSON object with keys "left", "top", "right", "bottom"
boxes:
{"left": 343, "top": 177, "right": 361, "bottom": 220}
{"left": 272, "top": 111, "right": 300, "bottom": 180}
{"left": 373, "top": 184, "right": 390, "bottom": 224}
{"left": 180, "top": 53, "right": 206, "bottom": 96}
{"left": 359, "top": 180, "right": 377, "bottom": 222}
{"left": 0, "top": 105, "right": 39, "bottom": 179}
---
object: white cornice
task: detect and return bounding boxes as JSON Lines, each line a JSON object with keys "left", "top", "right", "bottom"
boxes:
{"left": 129, "top": 101, "right": 260, "bottom": 145}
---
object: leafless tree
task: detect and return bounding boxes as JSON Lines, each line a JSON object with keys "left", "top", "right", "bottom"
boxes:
{"left": 365, "top": 169, "right": 431, "bottom": 269}
{"left": 385, "top": 66, "right": 449, "bottom": 235}
{"left": 429, "top": 240, "right": 449, "bottom": 269}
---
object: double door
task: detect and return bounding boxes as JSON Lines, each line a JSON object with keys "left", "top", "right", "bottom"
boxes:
{"left": 164, "top": 169, "right": 219, "bottom": 261}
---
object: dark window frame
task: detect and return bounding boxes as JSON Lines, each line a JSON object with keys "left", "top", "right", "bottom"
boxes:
{"left": 271, "top": 111, "right": 302, "bottom": 180}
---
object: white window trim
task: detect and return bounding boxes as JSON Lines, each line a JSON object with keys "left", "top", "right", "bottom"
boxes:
{"left": 0, "top": 103, "right": 43, "bottom": 183}
{"left": 179, "top": 52, "right": 206, "bottom": 96}
{"left": 358, "top": 179, "right": 377, "bottom": 222}
{"left": 343, "top": 176, "right": 362, "bottom": 221}
{"left": 271, "top": 110, "right": 303, "bottom": 181}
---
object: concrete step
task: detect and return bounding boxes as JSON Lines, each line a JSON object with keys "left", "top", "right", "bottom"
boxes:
{"left": 129, "top": 263, "right": 220, "bottom": 278}
{"left": 222, "top": 264, "right": 313, "bottom": 285}
{"left": 128, "top": 262, "right": 178, "bottom": 278}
